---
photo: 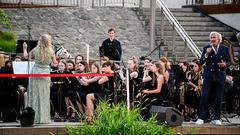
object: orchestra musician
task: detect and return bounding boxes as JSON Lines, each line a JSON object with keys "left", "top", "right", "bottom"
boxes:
{"left": 50, "top": 61, "right": 67, "bottom": 121}
{"left": 140, "top": 61, "right": 168, "bottom": 120}
{"left": 85, "top": 62, "right": 115, "bottom": 123}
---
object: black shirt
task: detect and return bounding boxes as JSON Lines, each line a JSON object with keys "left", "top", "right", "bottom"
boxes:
{"left": 101, "top": 38, "right": 122, "bottom": 61}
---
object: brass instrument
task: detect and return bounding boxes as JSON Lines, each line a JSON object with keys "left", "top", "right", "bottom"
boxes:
{"left": 222, "top": 37, "right": 239, "bottom": 66}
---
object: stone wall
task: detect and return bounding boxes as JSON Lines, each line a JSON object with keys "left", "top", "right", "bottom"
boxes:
{"left": 0, "top": 7, "right": 150, "bottom": 61}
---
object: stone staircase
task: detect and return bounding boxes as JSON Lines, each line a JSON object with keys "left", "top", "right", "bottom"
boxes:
{"left": 133, "top": 7, "right": 237, "bottom": 62}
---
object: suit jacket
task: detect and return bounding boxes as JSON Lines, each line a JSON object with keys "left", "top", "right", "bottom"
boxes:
{"left": 200, "top": 43, "right": 230, "bottom": 82}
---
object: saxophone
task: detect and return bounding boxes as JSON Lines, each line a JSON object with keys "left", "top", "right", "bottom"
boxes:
{"left": 222, "top": 37, "right": 239, "bottom": 66}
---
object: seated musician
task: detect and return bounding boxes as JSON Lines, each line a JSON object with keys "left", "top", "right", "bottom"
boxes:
{"left": 85, "top": 62, "right": 115, "bottom": 122}
{"left": 77, "top": 63, "right": 101, "bottom": 108}
{"left": 118, "top": 56, "right": 139, "bottom": 102}
{"left": 140, "top": 61, "right": 168, "bottom": 120}
{"left": 73, "top": 61, "right": 89, "bottom": 116}
{"left": 50, "top": 61, "right": 67, "bottom": 121}
{"left": 184, "top": 61, "right": 202, "bottom": 121}
{"left": 62, "top": 60, "right": 80, "bottom": 121}
{"left": 177, "top": 61, "right": 192, "bottom": 118}
{"left": 138, "top": 56, "right": 152, "bottom": 79}
{"left": 159, "top": 57, "right": 170, "bottom": 82}
{"left": 74, "top": 54, "right": 84, "bottom": 70}
{"left": 0, "top": 60, "right": 17, "bottom": 108}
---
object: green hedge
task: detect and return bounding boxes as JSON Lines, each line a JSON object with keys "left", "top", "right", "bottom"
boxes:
{"left": 0, "top": 31, "right": 16, "bottom": 52}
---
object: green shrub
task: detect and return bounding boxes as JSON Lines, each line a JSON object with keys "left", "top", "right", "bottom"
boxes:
{"left": 0, "top": 40, "right": 17, "bottom": 52}
{"left": 0, "top": 9, "right": 12, "bottom": 29}
{"left": 66, "top": 101, "right": 175, "bottom": 135}
{"left": 0, "top": 31, "right": 16, "bottom": 41}
{"left": 0, "top": 30, "right": 16, "bottom": 52}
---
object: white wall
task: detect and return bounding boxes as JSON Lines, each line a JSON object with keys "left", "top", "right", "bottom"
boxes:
{"left": 142, "top": 0, "right": 186, "bottom": 8}
{"left": 210, "top": 13, "right": 240, "bottom": 31}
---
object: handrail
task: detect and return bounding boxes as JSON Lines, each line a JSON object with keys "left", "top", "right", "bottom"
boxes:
{"left": 156, "top": 0, "right": 202, "bottom": 58}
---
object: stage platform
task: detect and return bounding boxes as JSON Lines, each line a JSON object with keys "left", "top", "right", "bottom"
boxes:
{"left": 0, "top": 116, "right": 239, "bottom": 135}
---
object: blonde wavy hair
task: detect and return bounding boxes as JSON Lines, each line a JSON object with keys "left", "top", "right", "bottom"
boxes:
{"left": 37, "top": 34, "right": 53, "bottom": 62}
{"left": 128, "top": 56, "right": 138, "bottom": 71}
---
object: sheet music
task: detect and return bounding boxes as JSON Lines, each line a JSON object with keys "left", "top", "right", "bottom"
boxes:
{"left": 13, "top": 61, "right": 35, "bottom": 74}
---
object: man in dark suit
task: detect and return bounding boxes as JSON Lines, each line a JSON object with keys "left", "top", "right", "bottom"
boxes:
{"left": 196, "top": 32, "right": 231, "bottom": 125}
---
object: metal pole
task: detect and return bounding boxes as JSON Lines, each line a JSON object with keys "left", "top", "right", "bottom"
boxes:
{"left": 139, "top": 0, "right": 143, "bottom": 8}
{"left": 92, "top": 0, "right": 94, "bottom": 7}
{"left": 122, "top": 0, "right": 125, "bottom": 7}
{"left": 184, "top": 40, "right": 187, "bottom": 60}
{"left": 150, "top": 0, "right": 156, "bottom": 53}
{"left": 172, "top": 25, "right": 176, "bottom": 60}
{"left": 126, "top": 68, "right": 130, "bottom": 110}
{"left": 160, "top": 7, "right": 164, "bottom": 54}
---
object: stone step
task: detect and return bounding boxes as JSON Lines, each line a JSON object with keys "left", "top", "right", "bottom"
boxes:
{"left": 135, "top": 7, "right": 238, "bottom": 63}
{"left": 143, "top": 16, "right": 212, "bottom": 22}
{"left": 153, "top": 21, "right": 219, "bottom": 27}
{"left": 142, "top": 10, "right": 203, "bottom": 17}
{"left": 156, "top": 35, "right": 209, "bottom": 41}
{"left": 141, "top": 8, "right": 196, "bottom": 13}
{"left": 155, "top": 31, "right": 234, "bottom": 37}
{"left": 147, "top": 26, "right": 232, "bottom": 32}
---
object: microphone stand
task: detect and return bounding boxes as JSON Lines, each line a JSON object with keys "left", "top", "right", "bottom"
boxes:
{"left": 147, "top": 40, "right": 164, "bottom": 58}
{"left": 27, "top": 17, "right": 32, "bottom": 75}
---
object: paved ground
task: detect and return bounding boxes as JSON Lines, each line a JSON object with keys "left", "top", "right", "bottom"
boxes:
{"left": 0, "top": 114, "right": 239, "bottom": 127}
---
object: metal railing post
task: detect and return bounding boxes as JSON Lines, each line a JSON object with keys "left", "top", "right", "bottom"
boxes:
{"left": 92, "top": 0, "right": 94, "bottom": 7}
{"left": 160, "top": 8, "right": 165, "bottom": 48}
{"left": 150, "top": 0, "right": 156, "bottom": 52}
{"left": 139, "top": 0, "right": 143, "bottom": 8}
{"left": 172, "top": 25, "right": 176, "bottom": 60}
{"left": 104, "top": 0, "right": 106, "bottom": 6}
{"left": 184, "top": 40, "right": 187, "bottom": 60}
{"left": 122, "top": 0, "right": 125, "bottom": 7}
